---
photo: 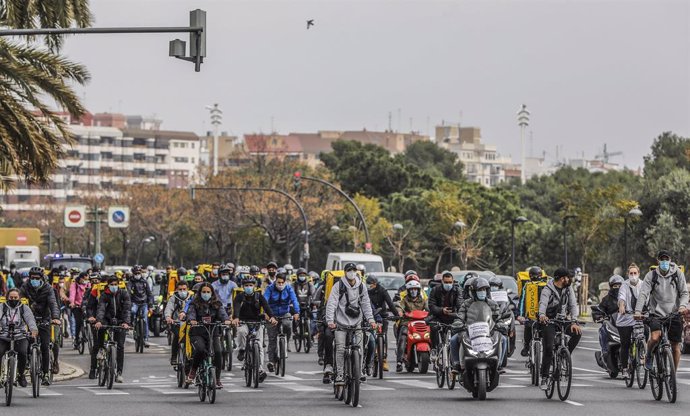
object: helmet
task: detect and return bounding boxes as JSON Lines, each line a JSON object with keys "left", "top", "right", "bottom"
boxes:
{"left": 266, "top": 262, "right": 278, "bottom": 269}
{"left": 219, "top": 265, "right": 231, "bottom": 274}
{"left": 405, "top": 274, "right": 420, "bottom": 283}
{"left": 284, "top": 264, "right": 294, "bottom": 272}
{"left": 275, "top": 271, "right": 288, "bottom": 280}
{"left": 241, "top": 275, "right": 257, "bottom": 285}
{"left": 405, "top": 280, "right": 421, "bottom": 290}
{"left": 70, "top": 267, "right": 81, "bottom": 275}
{"left": 356, "top": 264, "right": 366, "bottom": 273}
{"left": 177, "top": 267, "right": 187, "bottom": 276}
{"left": 608, "top": 274, "right": 624, "bottom": 288}
{"left": 343, "top": 263, "right": 357, "bottom": 272}
{"left": 238, "top": 265, "right": 251, "bottom": 274}
{"left": 366, "top": 275, "right": 378, "bottom": 285}
{"left": 249, "top": 265, "right": 260, "bottom": 275}
{"left": 441, "top": 270, "right": 453, "bottom": 279}
{"left": 89, "top": 272, "right": 100, "bottom": 281}
{"left": 472, "top": 278, "right": 490, "bottom": 300}
{"left": 296, "top": 267, "right": 307, "bottom": 275}
{"left": 29, "top": 267, "right": 43, "bottom": 277}
{"left": 464, "top": 276, "right": 477, "bottom": 290}
{"left": 132, "top": 265, "right": 143, "bottom": 274}
{"left": 404, "top": 270, "right": 417, "bottom": 277}
{"left": 276, "top": 267, "right": 287, "bottom": 275}
{"left": 147, "top": 265, "right": 155, "bottom": 272}
{"left": 488, "top": 276, "right": 503, "bottom": 289}
{"left": 308, "top": 271, "right": 320, "bottom": 282}
{"left": 528, "top": 266, "right": 543, "bottom": 281}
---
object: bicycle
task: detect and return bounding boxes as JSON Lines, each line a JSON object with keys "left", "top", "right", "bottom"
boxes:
{"left": 221, "top": 322, "right": 234, "bottom": 372}
{"left": 75, "top": 317, "right": 93, "bottom": 355}
{"left": 644, "top": 313, "right": 679, "bottom": 403}
{"left": 0, "top": 323, "right": 17, "bottom": 406}
{"left": 96, "top": 325, "right": 128, "bottom": 390}
{"left": 371, "top": 322, "right": 386, "bottom": 380}
{"left": 36, "top": 322, "right": 56, "bottom": 386}
{"left": 432, "top": 322, "right": 455, "bottom": 390}
{"left": 333, "top": 324, "right": 363, "bottom": 408}
{"left": 625, "top": 321, "right": 648, "bottom": 389}
{"left": 168, "top": 322, "right": 189, "bottom": 389}
{"left": 28, "top": 339, "right": 42, "bottom": 398}
{"left": 190, "top": 323, "right": 226, "bottom": 404}
{"left": 239, "top": 320, "right": 264, "bottom": 389}
{"left": 294, "top": 308, "right": 312, "bottom": 353}
{"left": 274, "top": 317, "right": 289, "bottom": 377}
{"left": 526, "top": 321, "right": 542, "bottom": 387}
{"left": 543, "top": 315, "right": 583, "bottom": 401}
{"left": 133, "top": 307, "right": 146, "bottom": 354}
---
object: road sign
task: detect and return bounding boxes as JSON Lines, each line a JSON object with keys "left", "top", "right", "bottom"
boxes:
{"left": 108, "top": 206, "right": 130, "bottom": 228}
{"left": 64, "top": 206, "right": 86, "bottom": 228}
{"left": 94, "top": 253, "right": 105, "bottom": 264}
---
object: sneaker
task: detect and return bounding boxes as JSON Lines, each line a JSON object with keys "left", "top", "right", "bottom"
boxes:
{"left": 520, "top": 345, "right": 529, "bottom": 357}
{"left": 360, "top": 374, "right": 367, "bottom": 382}
{"left": 539, "top": 377, "right": 549, "bottom": 391}
{"left": 186, "top": 368, "right": 197, "bottom": 384}
{"left": 267, "top": 362, "right": 275, "bottom": 372}
{"left": 324, "top": 364, "right": 334, "bottom": 375}
{"left": 396, "top": 362, "right": 403, "bottom": 373}
{"left": 17, "top": 374, "right": 27, "bottom": 388}
{"left": 88, "top": 369, "right": 97, "bottom": 379}
{"left": 430, "top": 350, "right": 437, "bottom": 363}
{"left": 334, "top": 375, "right": 345, "bottom": 386}
{"left": 318, "top": 357, "right": 324, "bottom": 366}
{"left": 216, "top": 379, "right": 223, "bottom": 389}
{"left": 52, "top": 362, "right": 60, "bottom": 374}
{"left": 115, "top": 373, "right": 123, "bottom": 383}
{"left": 644, "top": 356, "right": 653, "bottom": 372}
{"left": 144, "top": 341, "right": 150, "bottom": 348}
{"left": 620, "top": 368, "right": 628, "bottom": 379}
{"left": 322, "top": 373, "right": 331, "bottom": 384}
{"left": 365, "top": 365, "right": 371, "bottom": 376}
{"left": 383, "top": 359, "right": 389, "bottom": 371}
{"left": 237, "top": 349, "right": 245, "bottom": 362}
{"left": 452, "top": 363, "right": 461, "bottom": 375}
{"left": 258, "top": 371, "right": 267, "bottom": 383}
{"left": 41, "top": 375, "right": 50, "bottom": 386}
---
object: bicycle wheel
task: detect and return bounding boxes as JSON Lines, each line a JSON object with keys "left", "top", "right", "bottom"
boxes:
{"left": 86, "top": 326, "right": 93, "bottom": 353}
{"left": 661, "top": 347, "right": 676, "bottom": 403}
{"left": 106, "top": 345, "right": 117, "bottom": 390}
{"left": 47, "top": 349, "right": 54, "bottom": 385}
{"left": 224, "top": 330, "right": 233, "bottom": 371}
{"left": 97, "top": 352, "right": 106, "bottom": 387}
{"left": 532, "top": 341, "right": 542, "bottom": 386}
{"left": 244, "top": 345, "right": 253, "bottom": 387}
{"left": 31, "top": 348, "right": 40, "bottom": 398}
{"left": 435, "top": 349, "right": 445, "bottom": 388}
{"left": 208, "top": 367, "right": 217, "bottom": 404}
{"left": 445, "top": 345, "right": 455, "bottom": 390}
{"left": 295, "top": 324, "right": 303, "bottom": 353}
{"left": 197, "top": 370, "right": 206, "bottom": 402}
{"left": 635, "top": 340, "right": 647, "bottom": 389}
{"left": 137, "top": 319, "right": 145, "bottom": 353}
{"left": 252, "top": 341, "right": 260, "bottom": 389}
{"left": 304, "top": 320, "right": 312, "bottom": 353}
{"left": 650, "top": 353, "right": 663, "bottom": 401}
{"left": 177, "top": 347, "right": 186, "bottom": 388}
{"left": 350, "top": 349, "right": 361, "bottom": 407}
{"left": 5, "top": 356, "right": 15, "bottom": 407}
{"left": 556, "top": 348, "right": 572, "bottom": 401}
{"left": 279, "top": 337, "right": 286, "bottom": 377}
{"left": 376, "top": 336, "right": 384, "bottom": 380}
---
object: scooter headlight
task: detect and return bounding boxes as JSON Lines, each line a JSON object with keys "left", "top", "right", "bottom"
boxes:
{"left": 411, "top": 333, "right": 421, "bottom": 340}
{"left": 423, "top": 332, "right": 430, "bottom": 339}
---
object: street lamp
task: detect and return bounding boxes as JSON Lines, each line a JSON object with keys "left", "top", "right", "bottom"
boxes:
{"left": 450, "top": 220, "right": 466, "bottom": 267}
{"left": 562, "top": 214, "right": 577, "bottom": 269}
{"left": 623, "top": 207, "right": 642, "bottom": 270}
{"left": 392, "top": 223, "right": 404, "bottom": 272}
{"left": 517, "top": 104, "right": 530, "bottom": 185}
{"left": 511, "top": 216, "right": 528, "bottom": 276}
{"left": 205, "top": 104, "right": 223, "bottom": 176}
{"left": 136, "top": 236, "right": 155, "bottom": 264}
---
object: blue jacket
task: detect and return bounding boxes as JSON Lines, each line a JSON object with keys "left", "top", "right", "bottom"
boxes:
{"left": 264, "top": 283, "right": 300, "bottom": 316}
{"left": 212, "top": 280, "right": 237, "bottom": 308}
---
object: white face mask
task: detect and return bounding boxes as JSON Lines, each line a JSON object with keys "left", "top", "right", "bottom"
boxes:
{"left": 346, "top": 271, "right": 357, "bottom": 280}
{"left": 628, "top": 275, "right": 639, "bottom": 285}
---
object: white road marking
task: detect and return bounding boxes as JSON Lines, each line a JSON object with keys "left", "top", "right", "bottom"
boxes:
{"left": 360, "top": 384, "right": 395, "bottom": 391}
{"left": 19, "top": 388, "right": 62, "bottom": 396}
{"left": 273, "top": 382, "right": 327, "bottom": 392}
{"left": 295, "top": 370, "right": 323, "bottom": 375}
{"left": 565, "top": 400, "right": 584, "bottom": 406}
{"left": 267, "top": 374, "right": 305, "bottom": 381}
{"left": 572, "top": 366, "right": 606, "bottom": 374}
{"left": 78, "top": 387, "right": 129, "bottom": 395}
{"left": 387, "top": 379, "right": 437, "bottom": 389}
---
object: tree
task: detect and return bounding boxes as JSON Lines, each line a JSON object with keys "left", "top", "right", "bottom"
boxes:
{"left": 645, "top": 211, "right": 684, "bottom": 262}
{"left": 0, "top": 1, "right": 92, "bottom": 189}
{"left": 403, "top": 141, "right": 464, "bottom": 181}
{"left": 643, "top": 132, "right": 690, "bottom": 180}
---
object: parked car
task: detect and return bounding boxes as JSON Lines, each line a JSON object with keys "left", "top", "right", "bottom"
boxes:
{"left": 496, "top": 275, "right": 519, "bottom": 305}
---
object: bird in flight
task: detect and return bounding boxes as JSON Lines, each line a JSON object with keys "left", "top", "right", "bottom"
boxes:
{"left": 307, "top": 19, "right": 314, "bottom": 29}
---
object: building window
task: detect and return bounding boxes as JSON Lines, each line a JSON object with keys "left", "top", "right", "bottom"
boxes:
{"left": 191, "top": 143, "right": 195, "bottom": 149}
{"left": 173, "top": 142, "right": 179, "bottom": 148}
{"left": 173, "top": 157, "right": 189, "bottom": 163}
{"left": 191, "top": 157, "right": 195, "bottom": 163}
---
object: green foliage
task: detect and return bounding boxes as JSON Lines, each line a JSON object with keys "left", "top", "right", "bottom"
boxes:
{"left": 403, "top": 141, "right": 464, "bottom": 181}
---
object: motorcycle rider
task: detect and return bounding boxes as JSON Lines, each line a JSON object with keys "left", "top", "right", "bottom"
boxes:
{"left": 165, "top": 280, "right": 193, "bottom": 366}
{"left": 428, "top": 271, "right": 462, "bottom": 354}
{"left": 596, "top": 274, "right": 623, "bottom": 365}
{"left": 264, "top": 270, "right": 300, "bottom": 372}
{"left": 128, "top": 265, "right": 154, "bottom": 348}
{"left": 634, "top": 250, "right": 689, "bottom": 371}
{"left": 366, "top": 275, "right": 399, "bottom": 371}
{"left": 0, "top": 288, "right": 39, "bottom": 388}
{"left": 325, "top": 262, "right": 376, "bottom": 385}
{"left": 211, "top": 265, "right": 237, "bottom": 311}
{"left": 232, "top": 275, "right": 276, "bottom": 383}
{"left": 395, "top": 279, "right": 428, "bottom": 372}
{"left": 519, "top": 266, "right": 546, "bottom": 357}
{"left": 20, "top": 266, "right": 60, "bottom": 384}
{"left": 617, "top": 263, "right": 642, "bottom": 378}
{"left": 95, "top": 276, "right": 132, "bottom": 383}
{"left": 537, "top": 268, "right": 582, "bottom": 390}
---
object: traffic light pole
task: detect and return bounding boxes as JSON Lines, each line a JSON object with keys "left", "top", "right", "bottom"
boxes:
{"left": 190, "top": 186, "right": 310, "bottom": 269}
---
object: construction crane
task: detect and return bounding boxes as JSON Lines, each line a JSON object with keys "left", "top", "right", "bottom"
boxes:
{"left": 595, "top": 143, "right": 623, "bottom": 163}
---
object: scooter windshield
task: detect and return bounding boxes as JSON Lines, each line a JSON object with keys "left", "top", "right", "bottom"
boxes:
{"left": 466, "top": 302, "right": 495, "bottom": 353}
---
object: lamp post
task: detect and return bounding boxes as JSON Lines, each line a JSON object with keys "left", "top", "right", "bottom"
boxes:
{"left": 511, "top": 216, "right": 528, "bottom": 276}
{"left": 393, "top": 223, "right": 404, "bottom": 272}
{"left": 623, "top": 207, "right": 643, "bottom": 271}
{"left": 517, "top": 104, "right": 530, "bottom": 185}
{"left": 450, "top": 220, "right": 466, "bottom": 267}
{"left": 205, "top": 104, "right": 222, "bottom": 176}
{"left": 562, "top": 214, "right": 577, "bottom": 269}
{"left": 135, "top": 236, "right": 155, "bottom": 264}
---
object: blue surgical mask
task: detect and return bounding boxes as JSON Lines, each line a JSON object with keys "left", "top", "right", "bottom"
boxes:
{"left": 201, "top": 293, "right": 212, "bottom": 301}
{"left": 659, "top": 260, "right": 670, "bottom": 272}
{"left": 30, "top": 279, "right": 42, "bottom": 288}
{"left": 244, "top": 286, "right": 254, "bottom": 295}
{"left": 476, "top": 291, "right": 487, "bottom": 301}
{"left": 177, "top": 290, "right": 188, "bottom": 298}
{"left": 443, "top": 283, "right": 453, "bottom": 291}
{"left": 298, "top": 275, "right": 306, "bottom": 282}
{"left": 109, "top": 285, "right": 119, "bottom": 293}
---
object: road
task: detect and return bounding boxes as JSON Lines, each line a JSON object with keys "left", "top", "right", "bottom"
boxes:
{"left": 3, "top": 325, "right": 690, "bottom": 415}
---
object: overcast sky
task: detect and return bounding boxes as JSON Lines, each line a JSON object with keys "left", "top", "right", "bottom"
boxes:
{"left": 59, "top": 0, "right": 689, "bottom": 169}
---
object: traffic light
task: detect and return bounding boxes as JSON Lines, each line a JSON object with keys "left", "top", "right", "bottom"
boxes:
{"left": 189, "top": 9, "right": 206, "bottom": 62}
{"left": 293, "top": 171, "right": 302, "bottom": 191}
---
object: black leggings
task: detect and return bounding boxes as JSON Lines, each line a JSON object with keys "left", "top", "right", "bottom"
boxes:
{"left": 190, "top": 335, "right": 222, "bottom": 376}
{"left": 540, "top": 323, "right": 581, "bottom": 377}
{"left": 0, "top": 338, "right": 28, "bottom": 375}
{"left": 318, "top": 325, "right": 334, "bottom": 366}
{"left": 72, "top": 308, "right": 84, "bottom": 342}
{"left": 618, "top": 326, "right": 633, "bottom": 370}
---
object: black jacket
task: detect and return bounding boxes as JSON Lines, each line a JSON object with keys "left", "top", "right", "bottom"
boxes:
{"left": 96, "top": 289, "right": 132, "bottom": 325}
{"left": 233, "top": 292, "right": 273, "bottom": 321}
{"left": 367, "top": 285, "right": 396, "bottom": 318}
{"left": 20, "top": 282, "right": 59, "bottom": 322}
{"left": 187, "top": 300, "right": 229, "bottom": 337}
{"left": 127, "top": 278, "right": 153, "bottom": 305}
{"left": 428, "top": 284, "right": 463, "bottom": 323}
{"left": 599, "top": 292, "right": 619, "bottom": 317}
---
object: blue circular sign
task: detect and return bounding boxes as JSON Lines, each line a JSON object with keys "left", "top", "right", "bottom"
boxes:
{"left": 94, "top": 253, "right": 105, "bottom": 263}
{"left": 112, "top": 210, "right": 126, "bottom": 223}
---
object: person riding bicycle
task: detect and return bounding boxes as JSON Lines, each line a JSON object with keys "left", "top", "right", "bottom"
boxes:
{"left": 127, "top": 265, "right": 153, "bottom": 349}
{"left": 634, "top": 250, "right": 689, "bottom": 371}
{"left": 191, "top": 272, "right": 206, "bottom": 292}
{"left": 264, "top": 270, "right": 300, "bottom": 372}
{"left": 292, "top": 268, "right": 315, "bottom": 334}
{"left": 85, "top": 273, "right": 103, "bottom": 379}
{"left": 248, "top": 265, "right": 261, "bottom": 285}
{"left": 69, "top": 272, "right": 89, "bottom": 350}
{"left": 20, "top": 266, "right": 60, "bottom": 385}
{"left": 394, "top": 279, "right": 428, "bottom": 372}
{"left": 366, "top": 275, "right": 398, "bottom": 372}
{"left": 616, "top": 263, "right": 642, "bottom": 379}
{"left": 325, "top": 262, "right": 376, "bottom": 385}
{"left": 596, "top": 274, "right": 623, "bottom": 366}
{"left": 537, "top": 268, "right": 582, "bottom": 390}
{"left": 186, "top": 282, "right": 231, "bottom": 388}
{"left": 262, "top": 262, "right": 279, "bottom": 289}
{"left": 313, "top": 274, "right": 335, "bottom": 381}
{"left": 0, "top": 288, "right": 38, "bottom": 387}
{"left": 428, "top": 271, "right": 462, "bottom": 353}
{"left": 449, "top": 278, "right": 503, "bottom": 374}
{"left": 211, "top": 265, "right": 237, "bottom": 311}
{"left": 519, "top": 266, "right": 547, "bottom": 357}
{"left": 232, "top": 275, "right": 276, "bottom": 383}
{"left": 165, "top": 280, "right": 193, "bottom": 366}
{"left": 94, "top": 276, "right": 132, "bottom": 383}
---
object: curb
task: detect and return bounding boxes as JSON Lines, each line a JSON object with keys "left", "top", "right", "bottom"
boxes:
{"left": 54, "top": 362, "right": 84, "bottom": 382}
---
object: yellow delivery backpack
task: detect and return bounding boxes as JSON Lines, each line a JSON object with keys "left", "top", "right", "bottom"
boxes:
{"left": 522, "top": 280, "right": 547, "bottom": 320}
{"left": 516, "top": 268, "right": 547, "bottom": 298}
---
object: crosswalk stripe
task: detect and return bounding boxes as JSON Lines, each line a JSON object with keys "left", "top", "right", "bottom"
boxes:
{"left": 78, "top": 387, "right": 129, "bottom": 395}
{"left": 268, "top": 374, "right": 304, "bottom": 381}
{"left": 360, "top": 384, "right": 395, "bottom": 391}
{"left": 273, "top": 382, "right": 327, "bottom": 392}
{"left": 18, "top": 388, "right": 62, "bottom": 396}
{"left": 387, "top": 379, "right": 437, "bottom": 389}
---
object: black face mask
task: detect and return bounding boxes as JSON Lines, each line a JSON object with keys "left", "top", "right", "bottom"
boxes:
{"left": 268, "top": 271, "right": 276, "bottom": 277}
{"left": 7, "top": 299, "right": 20, "bottom": 308}
{"left": 610, "top": 287, "right": 620, "bottom": 297}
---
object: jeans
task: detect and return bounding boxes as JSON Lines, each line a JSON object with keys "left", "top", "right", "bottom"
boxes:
{"left": 365, "top": 331, "right": 375, "bottom": 369}
{"left": 396, "top": 325, "right": 408, "bottom": 363}
{"left": 334, "top": 328, "right": 363, "bottom": 378}
{"left": 450, "top": 333, "right": 461, "bottom": 365}
{"left": 72, "top": 307, "right": 84, "bottom": 342}
{"left": 69, "top": 309, "right": 76, "bottom": 338}
{"left": 267, "top": 315, "right": 292, "bottom": 363}
{"left": 131, "top": 303, "right": 149, "bottom": 340}
{"left": 236, "top": 324, "right": 265, "bottom": 371}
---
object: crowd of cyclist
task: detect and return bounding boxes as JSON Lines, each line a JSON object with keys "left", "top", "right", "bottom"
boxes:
{"left": 0, "top": 249, "right": 687, "bottom": 401}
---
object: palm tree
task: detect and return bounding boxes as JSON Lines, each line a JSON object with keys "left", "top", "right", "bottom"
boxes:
{"left": 0, "top": 0, "right": 92, "bottom": 190}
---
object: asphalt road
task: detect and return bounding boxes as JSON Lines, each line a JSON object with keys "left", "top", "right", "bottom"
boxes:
{"left": 3, "top": 324, "right": 690, "bottom": 415}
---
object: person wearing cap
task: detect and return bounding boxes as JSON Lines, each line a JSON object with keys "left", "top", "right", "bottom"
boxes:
{"left": 635, "top": 250, "right": 689, "bottom": 371}
{"left": 428, "top": 271, "right": 462, "bottom": 354}
{"left": 365, "top": 274, "right": 399, "bottom": 371}
{"left": 262, "top": 262, "right": 278, "bottom": 288}
{"left": 536, "top": 268, "right": 582, "bottom": 390}
{"left": 264, "top": 269, "right": 300, "bottom": 372}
